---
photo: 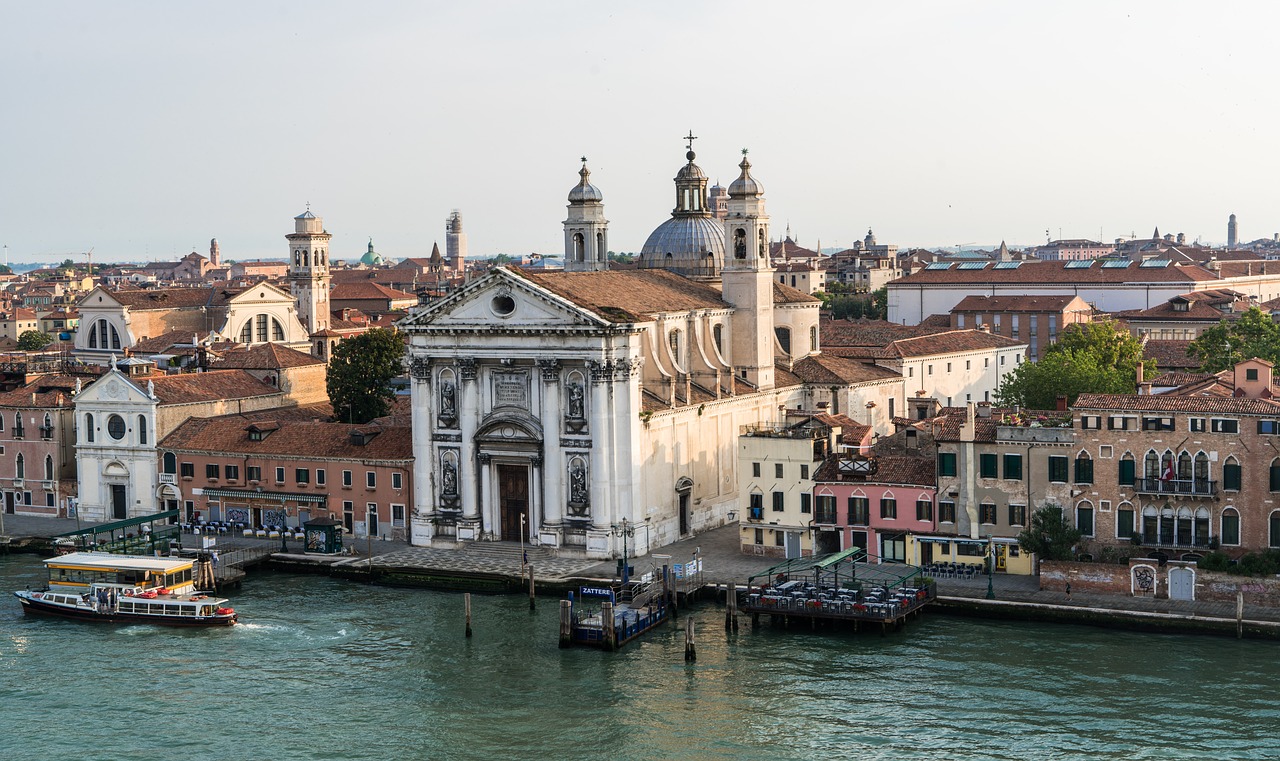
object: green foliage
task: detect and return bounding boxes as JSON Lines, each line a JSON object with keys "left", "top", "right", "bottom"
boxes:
{"left": 607, "top": 251, "right": 634, "bottom": 264}
{"left": 325, "top": 328, "right": 405, "bottom": 424}
{"left": 996, "top": 320, "right": 1146, "bottom": 408}
{"left": 1196, "top": 551, "right": 1232, "bottom": 572}
{"left": 872, "top": 286, "right": 888, "bottom": 319}
{"left": 17, "top": 330, "right": 53, "bottom": 351}
{"left": 1187, "top": 307, "right": 1280, "bottom": 372}
{"left": 491, "top": 253, "right": 513, "bottom": 265}
{"left": 0, "top": 264, "right": 11, "bottom": 275}
{"left": 1016, "top": 503, "right": 1082, "bottom": 561}
{"left": 825, "top": 286, "right": 888, "bottom": 321}
{"left": 60, "top": 258, "right": 75, "bottom": 269}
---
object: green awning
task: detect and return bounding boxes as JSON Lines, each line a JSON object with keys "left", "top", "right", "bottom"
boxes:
{"left": 814, "top": 546, "right": 866, "bottom": 569}
{"left": 54, "top": 510, "right": 180, "bottom": 538}
{"left": 201, "top": 488, "right": 328, "bottom": 504}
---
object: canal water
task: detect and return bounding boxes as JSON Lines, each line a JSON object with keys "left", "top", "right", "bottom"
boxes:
{"left": 2, "top": 554, "right": 1277, "bottom": 761}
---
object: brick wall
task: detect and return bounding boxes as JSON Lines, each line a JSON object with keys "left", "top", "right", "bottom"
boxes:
{"left": 1041, "top": 558, "right": 1280, "bottom": 604}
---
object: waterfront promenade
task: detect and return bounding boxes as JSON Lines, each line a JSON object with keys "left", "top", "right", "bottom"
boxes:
{"left": 6, "top": 513, "right": 1280, "bottom": 630}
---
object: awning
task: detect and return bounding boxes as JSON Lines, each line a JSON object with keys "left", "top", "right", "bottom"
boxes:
{"left": 201, "top": 488, "right": 328, "bottom": 504}
{"left": 53, "top": 509, "right": 180, "bottom": 538}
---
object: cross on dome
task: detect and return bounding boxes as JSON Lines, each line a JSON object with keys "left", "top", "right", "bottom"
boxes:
{"left": 684, "top": 130, "right": 697, "bottom": 151}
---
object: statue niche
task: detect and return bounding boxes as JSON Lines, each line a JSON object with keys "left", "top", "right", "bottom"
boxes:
{"left": 564, "top": 374, "right": 587, "bottom": 434}
{"left": 438, "top": 371, "right": 458, "bottom": 428}
{"left": 566, "top": 457, "right": 590, "bottom": 520}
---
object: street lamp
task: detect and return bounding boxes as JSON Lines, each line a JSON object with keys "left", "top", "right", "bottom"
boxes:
{"left": 985, "top": 537, "right": 996, "bottom": 600}
{"left": 611, "top": 519, "right": 635, "bottom": 584}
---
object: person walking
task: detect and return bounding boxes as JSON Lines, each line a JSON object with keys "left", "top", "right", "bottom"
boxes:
{"left": 1065, "top": 582, "right": 1072, "bottom": 601}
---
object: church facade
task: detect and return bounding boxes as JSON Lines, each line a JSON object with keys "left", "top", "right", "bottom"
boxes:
{"left": 399, "top": 144, "right": 828, "bottom": 558}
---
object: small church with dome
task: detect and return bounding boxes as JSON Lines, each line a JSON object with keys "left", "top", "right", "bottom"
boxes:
{"left": 399, "top": 138, "right": 836, "bottom": 559}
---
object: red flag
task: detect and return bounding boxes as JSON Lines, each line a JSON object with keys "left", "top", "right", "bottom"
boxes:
{"left": 1160, "top": 463, "right": 1174, "bottom": 481}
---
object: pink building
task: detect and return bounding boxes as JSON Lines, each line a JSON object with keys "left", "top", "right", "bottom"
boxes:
{"left": 159, "top": 417, "right": 413, "bottom": 540}
{"left": 813, "top": 453, "right": 937, "bottom": 562}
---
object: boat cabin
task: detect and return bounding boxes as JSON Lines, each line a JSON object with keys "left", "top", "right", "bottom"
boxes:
{"left": 45, "top": 552, "right": 197, "bottom": 594}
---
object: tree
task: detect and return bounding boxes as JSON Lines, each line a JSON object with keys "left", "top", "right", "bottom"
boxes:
{"left": 1187, "top": 306, "right": 1280, "bottom": 372}
{"left": 1017, "top": 503, "right": 1082, "bottom": 561}
{"left": 871, "top": 286, "right": 888, "bottom": 320}
{"left": 17, "top": 330, "right": 53, "bottom": 351}
{"left": 326, "top": 328, "right": 405, "bottom": 424}
{"left": 996, "top": 320, "right": 1146, "bottom": 409}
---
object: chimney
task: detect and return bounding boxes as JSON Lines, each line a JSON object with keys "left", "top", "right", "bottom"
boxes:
{"left": 1136, "top": 360, "right": 1144, "bottom": 384}
{"left": 976, "top": 402, "right": 992, "bottom": 418}
{"left": 1055, "top": 395, "right": 1068, "bottom": 412}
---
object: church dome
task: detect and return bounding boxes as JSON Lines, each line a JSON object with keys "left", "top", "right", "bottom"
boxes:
{"left": 568, "top": 162, "right": 604, "bottom": 203}
{"left": 360, "top": 239, "right": 384, "bottom": 266}
{"left": 728, "top": 155, "right": 763, "bottom": 197}
{"left": 675, "top": 151, "right": 707, "bottom": 182}
{"left": 638, "top": 216, "right": 725, "bottom": 278}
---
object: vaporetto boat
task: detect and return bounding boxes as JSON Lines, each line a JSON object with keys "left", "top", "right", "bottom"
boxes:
{"left": 13, "top": 552, "right": 238, "bottom": 627}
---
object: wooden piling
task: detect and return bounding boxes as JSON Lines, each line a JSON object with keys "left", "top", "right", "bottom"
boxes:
{"left": 602, "top": 601, "right": 616, "bottom": 651}
{"left": 464, "top": 593, "right": 473, "bottom": 638}
{"left": 1237, "top": 591, "right": 1244, "bottom": 639}
{"left": 724, "top": 583, "right": 735, "bottom": 632}
{"left": 558, "top": 599, "right": 572, "bottom": 648}
{"left": 684, "top": 616, "right": 696, "bottom": 662}
{"left": 528, "top": 564, "right": 536, "bottom": 611}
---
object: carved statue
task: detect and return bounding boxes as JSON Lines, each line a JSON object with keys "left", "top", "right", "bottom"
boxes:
{"left": 569, "top": 461, "right": 588, "bottom": 506}
{"left": 567, "top": 382, "right": 585, "bottom": 419}
{"left": 441, "top": 460, "right": 458, "bottom": 496}
{"left": 440, "top": 379, "right": 456, "bottom": 418}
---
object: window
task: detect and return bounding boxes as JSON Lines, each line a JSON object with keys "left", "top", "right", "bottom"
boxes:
{"left": 275, "top": 467, "right": 285, "bottom": 483}
{"left": 392, "top": 504, "right": 405, "bottom": 528}
{"left": 1080, "top": 415, "right": 1101, "bottom": 430}
{"left": 1261, "top": 420, "right": 1280, "bottom": 435}
{"left": 815, "top": 495, "right": 836, "bottom": 524}
{"left": 1190, "top": 418, "right": 1206, "bottom": 432}
{"left": 928, "top": 365, "right": 933, "bottom": 376}
{"left": 1048, "top": 456, "right": 1069, "bottom": 483}
{"left": 367, "top": 471, "right": 376, "bottom": 489}
{"left": 1223, "top": 459, "right": 1241, "bottom": 491}
{"left": 775, "top": 463, "right": 784, "bottom": 479}
{"left": 225, "top": 465, "right": 239, "bottom": 481}
{"left": 296, "top": 468, "right": 309, "bottom": 484}
{"left": 1074, "top": 455, "right": 1093, "bottom": 484}
{"left": 880, "top": 496, "right": 897, "bottom": 519}
{"left": 799, "top": 464, "right": 809, "bottom": 481}
{"left": 752, "top": 463, "right": 761, "bottom": 478}
{"left": 754, "top": 528, "right": 764, "bottom": 545}
{"left": 848, "top": 496, "right": 869, "bottom": 525}
{"left": 1248, "top": 368, "right": 1259, "bottom": 381}
{"left": 938, "top": 500, "right": 956, "bottom": 523}
{"left": 916, "top": 499, "right": 933, "bottom": 522}
{"left": 979, "top": 503, "right": 997, "bottom": 524}
{"left": 1077, "top": 506, "right": 1095, "bottom": 537}
{"left": 1008, "top": 504, "right": 1027, "bottom": 526}
{"left": 106, "top": 414, "right": 124, "bottom": 440}
{"left": 1222, "top": 508, "right": 1240, "bottom": 546}
{"left": 180, "top": 462, "right": 194, "bottom": 478}
{"left": 247, "top": 466, "right": 262, "bottom": 482}
{"left": 162, "top": 452, "right": 176, "bottom": 474}
{"left": 1271, "top": 460, "right": 1280, "bottom": 492}
{"left": 343, "top": 470, "right": 353, "bottom": 487}
{"left": 15, "top": 454, "right": 23, "bottom": 479}
{"left": 1119, "top": 456, "right": 1136, "bottom": 486}
{"left": 800, "top": 493, "right": 811, "bottom": 514}
{"left": 979, "top": 453, "right": 998, "bottom": 479}
{"left": 1211, "top": 418, "right": 1239, "bottom": 434}
{"left": 1108, "top": 416, "right": 1133, "bottom": 430}
{"left": 1142, "top": 417, "right": 1174, "bottom": 431}
{"left": 1117, "top": 506, "right": 1135, "bottom": 539}
{"left": 316, "top": 469, "right": 326, "bottom": 486}
{"left": 206, "top": 464, "right": 219, "bottom": 480}
{"left": 138, "top": 415, "right": 147, "bottom": 445}
{"left": 938, "top": 452, "right": 957, "bottom": 477}
{"left": 772, "top": 492, "right": 785, "bottom": 512}
{"left": 1003, "top": 454, "right": 1023, "bottom": 481}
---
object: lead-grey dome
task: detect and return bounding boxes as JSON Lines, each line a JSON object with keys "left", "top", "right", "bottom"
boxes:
{"left": 568, "top": 163, "right": 604, "bottom": 203}
{"left": 728, "top": 156, "right": 763, "bottom": 197}
{"left": 638, "top": 216, "right": 726, "bottom": 279}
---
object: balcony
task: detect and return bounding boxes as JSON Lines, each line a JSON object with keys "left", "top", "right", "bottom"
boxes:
{"left": 815, "top": 509, "right": 838, "bottom": 526}
{"left": 1131, "top": 532, "right": 1216, "bottom": 553}
{"left": 1134, "top": 478, "right": 1217, "bottom": 497}
{"left": 159, "top": 473, "right": 176, "bottom": 484}
{"left": 748, "top": 507, "right": 764, "bottom": 522}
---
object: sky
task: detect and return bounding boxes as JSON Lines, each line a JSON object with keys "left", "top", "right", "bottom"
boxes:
{"left": 2, "top": 1, "right": 1277, "bottom": 265}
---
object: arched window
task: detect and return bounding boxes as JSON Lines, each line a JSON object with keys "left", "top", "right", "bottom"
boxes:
{"left": 89, "top": 322, "right": 98, "bottom": 348}
{"left": 272, "top": 319, "right": 285, "bottom": 342}
{"left": 240, "top": 322, "right": 253, "bottom": 343}
{"left": 668, "top": 329, "right": 681, "bottom": 366}
{"left": 13, "top": 413, "right": 22, "bottom": 438}
{"left": 1074, "top": 451, "right": 1093, "bottom": 484}
{"left": 810, "top": 325, "right": 818, "bottom": 352}
{"left": 304, "top": 250, "right": 310, "bottom": 267}
{"left": 1271, "top": 511, "right": 1280, "bottom": 548}
{"left": 573, "top": 233, "right": 585, "bottom": 262}
{"left": 1118, "top": 452, "right": 1135, "bottom": 485}
{"left": 733, "top": 228, "right": 747, "bottom": 259}
{"left": 15, "top": 453, "right": 23, "bottom": 479}
{"left": 1144, "top": 450, "right": 1160, "bottom": 480}
{"left": 712, "top": 324, "right": 723, "bottom": 355}
{"left": 1177, "top": 451, "right": 1192, "bottom": 480}
{"left": 775, "top": 327, "right": 792, "bottom": 355}
{"left": 294, "top": 251, "right": 301, "bottom": 267}
{"left": 85, "top": 413, "right": 94, "bottom": 443}
{"left": 1142, "top": 504, "right": 1158, "bottom": 542}
{"left": 1270, "top": 458, "right": 1280, "bottom": 492}
{"left": 596, "top": 233, "right": 605, "bottom": 262}
{"left": 163, "top": 452, "right": 176, "bottom": 474}
{"left": 1116, "top": 502, "right": 1135, "bottom": 539}
{"left": 138, "top": 414, "right": 148, "bottom": 445}
{"left": 1222, "top": 507, "right": 1241, "bottom": 546}
{"left": 256, "top": 314, "right": 268, "bottom": 343}
{"left": 43, "top": 455, "right": 52, "bottom": 481}
{"left": 1223, "top": 456, "right": 1242, "bottom": 490}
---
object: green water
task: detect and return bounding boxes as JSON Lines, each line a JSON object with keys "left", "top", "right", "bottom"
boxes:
{"left": 2, "top": 554, "right": 1277, "bottom": 761}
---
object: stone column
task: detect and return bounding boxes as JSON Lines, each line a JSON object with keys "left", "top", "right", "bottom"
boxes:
{"left": 458, "top": 358, "right": 481, "bottom": 540}
{"left": 537, "top": 359, "right": 563, "bottom": 543}
{"left": 408, "top": 354, "right": 435, "bottom": 545}
{"left": 530, "top": 455, "right": 543, "bottom": 540}
{"left": 612, "top": 357, "right": 643, "bottom": 548}
{"left": 587, "top": 359, "right": 612, "bottom": 531}
{"left": 477, "top": 453, "right": 493, "bottom": 538}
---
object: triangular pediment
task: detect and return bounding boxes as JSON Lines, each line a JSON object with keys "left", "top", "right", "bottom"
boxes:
{"left": 75, "top": 368, "right": 152, "bottom": 405}
{"left": 228, "top": 281, "right": 294, "bottom": 305}
{"left": 398, "top": 269, "right": 610, "bottom": 331}
{"left": 77, "top": 286, "right": 125, "bottom": 312}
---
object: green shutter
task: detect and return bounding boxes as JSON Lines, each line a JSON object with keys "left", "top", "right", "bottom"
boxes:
{"left": 1118, "top": 459, "right": 1135, "bottom": 486}
{"left": 1075, "top": 458, "right": 1094, "bottom": 484}
{"left": 980, "top": 453, "right": 998, "bottom": 478}
{"left": 1223, "top": 463, "right": 1241, "bottom": 491}
{"left": 1117, "top": 509, "right": 1134, "bottom": 538}
{"left": 1004, "top": 454, "right": 1023, "bottom": 480}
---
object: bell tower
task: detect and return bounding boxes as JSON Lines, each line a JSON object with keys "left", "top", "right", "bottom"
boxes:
{"left": 563, "top": 158, "right": 609, "bottom": 272}
{"left": 721, "top": 150, "right": 774, "bottom": 390}
{"left": 287, "top": 206, "right": 332, "bottom": 339}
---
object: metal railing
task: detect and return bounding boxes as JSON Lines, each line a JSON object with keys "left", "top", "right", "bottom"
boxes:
{"left": 1135, "top": 478, "right": 1217, "bottom": 496}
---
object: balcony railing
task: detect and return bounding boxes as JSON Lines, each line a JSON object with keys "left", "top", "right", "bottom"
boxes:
{"left": 1135, "top": 478, "right": 1217, "bottom": 497}
{"left": 815, "top": 509, "right": 838, "bottom": 526}
{"left": 748, "top": 507, "right": 764, "bottom": 521}
{"left": 1131, "top": 532, "right": 1216, "bottom": 552}
{"left": 159, "top": 473, "right": 176, "bottom": 484}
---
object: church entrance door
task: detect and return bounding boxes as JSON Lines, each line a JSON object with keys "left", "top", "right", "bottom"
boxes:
{"left": 498, "top": 464, "right": 529, "bottom": 541}
{"left": 110, "top": 484, "right": 127, "bottom": 520}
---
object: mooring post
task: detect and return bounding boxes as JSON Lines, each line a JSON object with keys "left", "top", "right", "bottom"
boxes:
{"left": 1237, "top": 591, "right": 1244, "bottom": 639}
{"left": 465, "top": 593, "right": 473, "bottom": 638}
{"left": 684, "top": 616, "right": 696, "bottom": 662}
{"left": 528, "top": 564, "right": 536, "bottom": 611}
{"left": 559, "top": 599, "right": 572, "bottom": 648}
{"left": 663, "top": 565, "right": 677, "bottom": 621}
{"left": 602, "top": 601, "right": 616, "bottom": 651}
{"left": 724, "top": 583, "right": 734, "bottom": 632}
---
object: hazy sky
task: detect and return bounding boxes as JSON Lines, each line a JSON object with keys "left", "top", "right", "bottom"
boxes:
{"left": 2, "top": 2, "right": 1276, "bottom": 264}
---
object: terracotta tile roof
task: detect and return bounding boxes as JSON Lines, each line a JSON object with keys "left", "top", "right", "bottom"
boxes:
{"left": 894, "top": 260, "right": 1219, "bottom": 284}
{"left": 1073, "top": 393, "right": 1280, "bottom": 415}
{"left": 879, "top": 330, "right": 1023, "bottom": 358}
{"left": 159, "top": 416, "right": 412, "bottom": 461}
{"left": 784, "top": 356, "right": 901, "bottom": 384}
{"left": 1114, "top": 300, "right": 1240, "bottom": 321}
{"left": 771, "top": 281, "right": 821, "bottom": 304}
{"left": 951, "top": 294, "right": 1084, "bottom": 313}
{"left": 105, "top": 287, "right": 240, "bottom": 310}
{"left": 132, "top": 330, "right": 211, "bottom": 354}
{"left": 149, "top": 370, "right": 281, "bottom": 405}
{"left": 214, "top": 343, "right": 323, "bottom": 370}
{"left": 1142, "top": 339, "right": 1200, "bottom": 371}
{"left": 918, "top": 314, "right": 953, "bottom": 329}
{"left": 1149, "top": 371, "right": 1215, "bottom": 387}
{"left": 820, "top": 317, "right": 950, "bottom": 348}
{"left": 510, "top": 267, "right": 729, "bottom": 323}
{"left": 0, "top": 375, "right": 78, "bottom": 408}
{"left": 813, "top": 454, "right": 936, "bottom": 487}
{"left": 331, "top": 282, "right": 416, "bottom": 301}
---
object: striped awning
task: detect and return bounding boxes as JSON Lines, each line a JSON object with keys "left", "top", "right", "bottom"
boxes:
{"left": 201, "top": 488, "right": 327, "bottom": 504}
